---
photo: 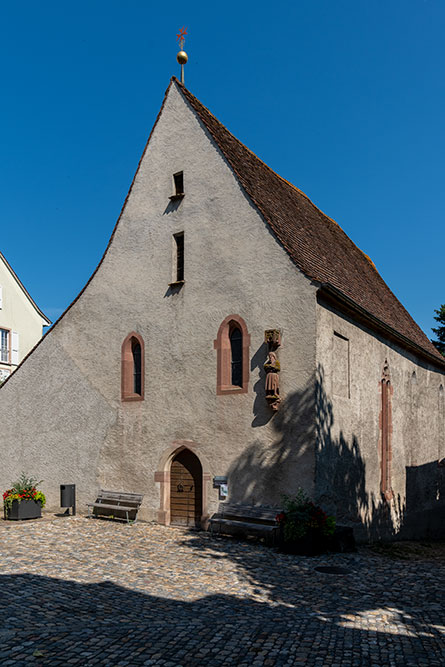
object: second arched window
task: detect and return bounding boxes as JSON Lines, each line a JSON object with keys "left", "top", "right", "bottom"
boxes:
{"left": 214, "top": 315, "right": 250, "bottom": 395}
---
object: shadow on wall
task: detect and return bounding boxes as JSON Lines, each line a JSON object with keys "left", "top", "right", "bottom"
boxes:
{"left": 227, "top": 362, "right": 445, "bottom": 541}
{"left": 228, "top": 367, "right": 317, "bottom": 506}
{"left": 251, "top": 342, "right": 273, "bottom": 427}
{"left": 314, "top": 364, "right": 406, "bottom": 542}
{"left": 2, "top": 566, "right": 444, "bottom": 663}
{"left": 403, "top": 460, "right": 445, "bottom": 540}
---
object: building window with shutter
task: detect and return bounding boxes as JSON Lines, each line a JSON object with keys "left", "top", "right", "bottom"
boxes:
{"left": 121, "top": 332, "right": 145, "bottom": 401}
{"left": 11, "top": 332, "right": 19, "bottom": 365}
{"left": 214, "top": 315, "right": 250, "bottom": 395}
{"left": 0, "top": 329, "right": 9, "bottom": 363}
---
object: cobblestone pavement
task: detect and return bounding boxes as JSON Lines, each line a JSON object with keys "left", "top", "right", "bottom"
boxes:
{"left": 0, "top": 517, "right": 444, "bottom": 666}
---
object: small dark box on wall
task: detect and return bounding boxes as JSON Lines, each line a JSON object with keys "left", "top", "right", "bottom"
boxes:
{"left": 213, "top": 476, "right": 228, "bottom": 488}
{"left": 213, "top": 477, "right": 228, "bottom": 500}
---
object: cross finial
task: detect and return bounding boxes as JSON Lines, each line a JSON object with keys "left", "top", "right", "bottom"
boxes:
{"left": 176, "top": 27, "right": 188, "bottom": 84}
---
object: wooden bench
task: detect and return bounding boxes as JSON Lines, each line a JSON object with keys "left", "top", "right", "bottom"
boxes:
{"left": 209, "top": 503, "right": 282, "bottom": 544}
{"left": 86, "top": 490, "right": 143, "bottom": 523}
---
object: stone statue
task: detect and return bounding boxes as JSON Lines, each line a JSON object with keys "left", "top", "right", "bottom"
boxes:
{"left": 264, "top": 351, "right": 281, "bottom": 411}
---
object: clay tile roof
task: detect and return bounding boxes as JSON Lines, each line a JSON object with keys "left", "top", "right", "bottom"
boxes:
{"left": 175, "top": 79, "right": 444, "bottom": 366}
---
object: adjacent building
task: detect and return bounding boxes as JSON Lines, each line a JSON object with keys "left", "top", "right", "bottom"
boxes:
{"left": 0, "top": 79, "right": 444, "bottom": 540}
{"left": 0, "top": 252, "right": 51, "bottom": 383}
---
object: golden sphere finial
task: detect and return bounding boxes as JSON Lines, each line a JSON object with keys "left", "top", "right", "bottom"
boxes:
{"left": 177, "top": 50, "right": 188, "bottom": 65}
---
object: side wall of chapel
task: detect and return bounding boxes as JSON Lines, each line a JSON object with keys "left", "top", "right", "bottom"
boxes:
{"left": 0, "top": 83, "right": 318, "bottom": 521}
{"left": 315, "top": 299, "right": 445, "bottom": 541}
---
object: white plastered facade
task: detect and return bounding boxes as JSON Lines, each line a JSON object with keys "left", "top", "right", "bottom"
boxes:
{"left": 0, "top": 254, "right": 50, "bottom": 383}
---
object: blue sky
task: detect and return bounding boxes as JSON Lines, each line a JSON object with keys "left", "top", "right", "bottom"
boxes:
{"left": 1, "top": 1, "right": 444, "bottom": 339}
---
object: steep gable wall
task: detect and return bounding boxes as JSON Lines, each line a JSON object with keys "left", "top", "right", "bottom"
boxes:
{"left": 0, "top": 83, "right": 318, "bottom": 518}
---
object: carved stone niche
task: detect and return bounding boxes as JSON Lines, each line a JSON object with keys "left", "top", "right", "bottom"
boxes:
{"left": 264, "top": 329, "right": 281, "bottom": 350}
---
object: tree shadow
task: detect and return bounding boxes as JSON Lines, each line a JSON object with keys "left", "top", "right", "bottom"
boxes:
{"left": 251, "top": 342, "right": 274, "bottom": 427}
{"left": 1, "top": 565, "right": 444, "bottom": 665}
{"left": 314, "top": 364, "right": 406, "bottom": 541}
{"left": 230, "top": 363, "right": 412, "bottom": 540}
{"left": 229, "top": 373, "right": 317, "bottom": 505}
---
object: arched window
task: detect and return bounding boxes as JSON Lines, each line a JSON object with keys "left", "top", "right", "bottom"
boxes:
{"left": 230, "top": 326, "right": 243, "bottom": 387}
{"left": 132, "top": 340, "right": 142, "bottom": 395}
{"left": 214, "top": 315, "right": 250, "bottom": 395}
{"left": 121, "top": 332, "right": 145, "bottom": 401}
{"left": 380, "top": 360, "right": 393, "bottom": 500}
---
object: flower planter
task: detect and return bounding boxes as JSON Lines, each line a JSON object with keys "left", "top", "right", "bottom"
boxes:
{"left": 5, "top": 499, "right": 42, "bottom": 521}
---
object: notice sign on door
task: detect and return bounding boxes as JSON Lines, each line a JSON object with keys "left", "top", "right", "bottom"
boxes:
{"left": 219, "top": 484, "right": 228, "bottom": 500}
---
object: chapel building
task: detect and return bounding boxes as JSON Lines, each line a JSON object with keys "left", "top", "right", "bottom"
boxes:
{"left": 0, "top": 78, "right": 444, "bottom": 540}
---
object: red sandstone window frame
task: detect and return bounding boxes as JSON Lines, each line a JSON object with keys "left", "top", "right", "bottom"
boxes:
{"left": 121, "top": 332, "right": 145, "bottom": 402}
{"left": 379, "top": 362, "right": 393, "bottom": 501}
{"left": 214, "top": 315, "right": 250, "bottom": 395}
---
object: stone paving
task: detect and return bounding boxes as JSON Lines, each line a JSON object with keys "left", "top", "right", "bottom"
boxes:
{"left": 0, "top": 516, "right": 444, "bottom": 666}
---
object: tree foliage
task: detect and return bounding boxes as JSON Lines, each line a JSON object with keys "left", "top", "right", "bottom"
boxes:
{"left": 431, "top": 304, "right": 445, "bottom": 356}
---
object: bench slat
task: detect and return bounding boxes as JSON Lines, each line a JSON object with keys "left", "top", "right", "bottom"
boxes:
{"left": 87, "top": 503, "right": 138, "bottom": 511}
{"left": 210, "top": 518, "right": 277, "bottom": 532}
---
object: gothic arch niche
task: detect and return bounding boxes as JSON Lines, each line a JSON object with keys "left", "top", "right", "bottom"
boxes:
{"left": 214, "top": 315, "right": 250, "bottom": 395}
{"left": 379, "top": 359, "right": 393, "bottom": 501}
{"left": 121, "top": 332, "right": 145, "bottom": 401}
{"left": 154, "top": 441, "right": 211, "bottom": 527}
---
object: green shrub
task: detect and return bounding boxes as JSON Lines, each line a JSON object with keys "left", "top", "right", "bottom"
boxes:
{"left": 276, "top": 489, "right": 336, "bottom": 541}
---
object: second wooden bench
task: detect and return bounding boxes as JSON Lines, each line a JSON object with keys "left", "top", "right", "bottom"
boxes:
{"left": 209, "top": 503, "right": 281, "bottom": 544}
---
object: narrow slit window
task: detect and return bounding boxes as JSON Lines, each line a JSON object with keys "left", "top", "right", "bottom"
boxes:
{"left": 230, "top": 326, "right": 243, "bottom": 387}
{"left": 173, "top": 171, "right": 184, "bottom": 196}
{"left": 174, "top": 232, "right": 184, "bottom": 282}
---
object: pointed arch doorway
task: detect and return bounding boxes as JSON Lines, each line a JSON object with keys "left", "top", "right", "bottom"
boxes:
{"left": 155, "top": 440, "right": 211, "bottom": 528}
{"left": 170, "top": 449, "right": 203, "bottom": 527}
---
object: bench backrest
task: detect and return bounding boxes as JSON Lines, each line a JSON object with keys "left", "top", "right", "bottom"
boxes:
{"left": 218, "top": 503, "right": 281, "bottom": 523}
{"left": 96, "top": 490, "right": 143, "bottom": 508}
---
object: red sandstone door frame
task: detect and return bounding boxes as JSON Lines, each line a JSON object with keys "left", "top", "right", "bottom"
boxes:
{"left": 154, "top": 440, "right": 211, "bottom": 528}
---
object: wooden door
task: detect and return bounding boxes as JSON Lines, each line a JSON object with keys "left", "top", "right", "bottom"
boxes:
{"left": 170, "top": 449, "right": 202, "bottom": 527}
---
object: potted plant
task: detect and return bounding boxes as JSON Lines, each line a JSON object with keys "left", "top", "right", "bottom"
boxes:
{"left": 276, "top": 489, "right": 335, "bottom": 555}
{"left": 3, "top": 473, "right": 46, "bottom": 521}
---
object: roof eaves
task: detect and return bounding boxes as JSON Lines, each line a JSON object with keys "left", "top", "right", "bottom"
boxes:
{"left": 319, "top": 284, "right": 445, "bottom": 370}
